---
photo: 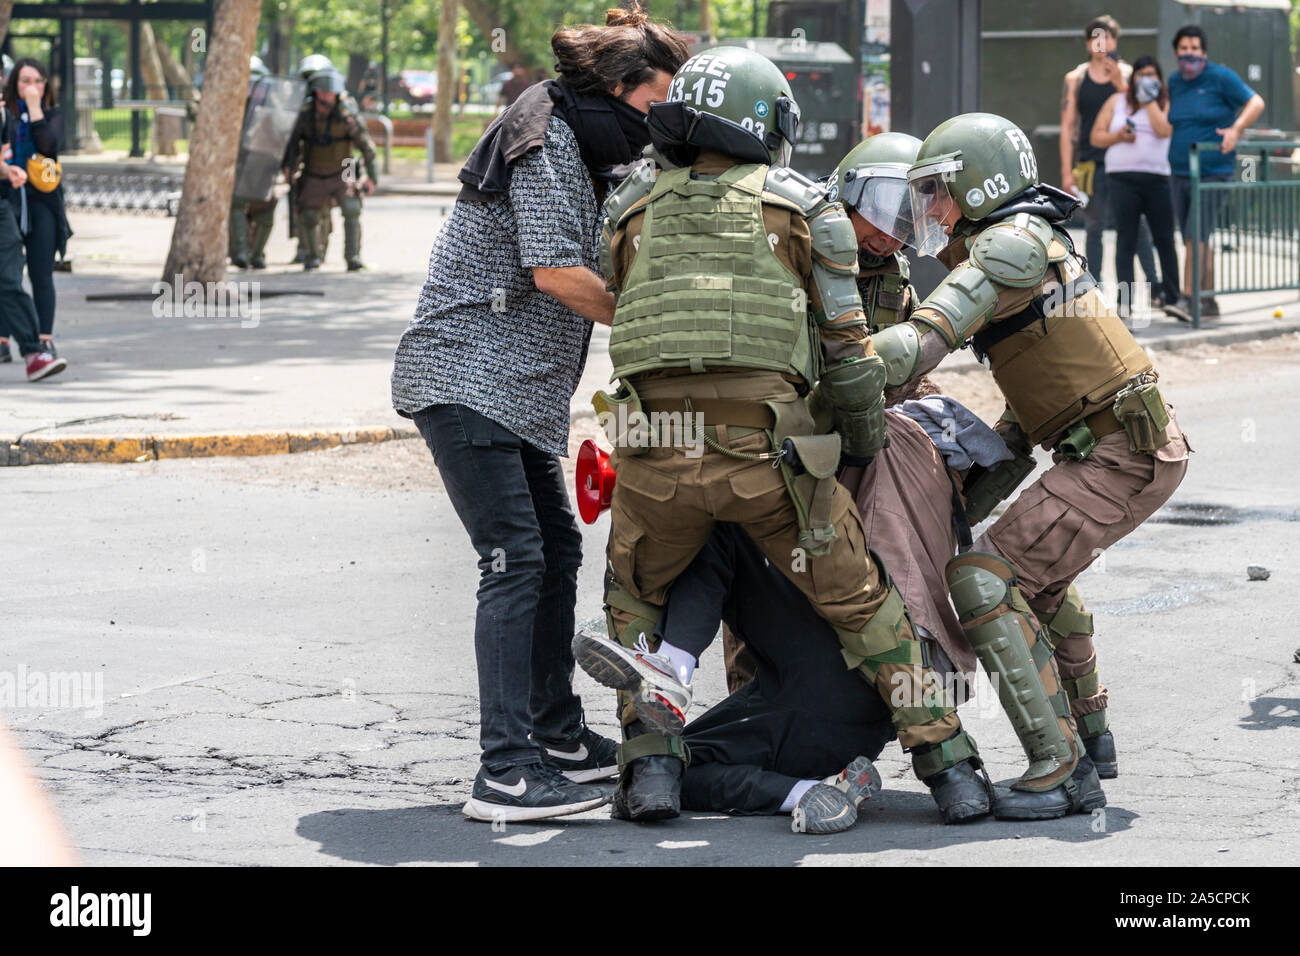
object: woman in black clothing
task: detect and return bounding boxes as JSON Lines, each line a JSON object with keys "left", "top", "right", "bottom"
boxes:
{"left": 3, "top": 59, "right": 73, "bottom": 355}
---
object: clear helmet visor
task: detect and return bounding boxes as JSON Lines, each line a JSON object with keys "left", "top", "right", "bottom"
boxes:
{"left": 908, "top": 172, "right": 958, "bottom": 258}
{"left": 842, "top": 174, "right": 916, "bottom": 248}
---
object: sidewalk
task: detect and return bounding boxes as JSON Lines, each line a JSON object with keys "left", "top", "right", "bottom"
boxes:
{"left": 2, "top": 199, "right": 1297, "bottom": 465}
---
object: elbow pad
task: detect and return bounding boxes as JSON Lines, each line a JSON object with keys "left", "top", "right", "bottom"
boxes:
{"left": 820, "top": 355, "right": 889, "bottom": 461}
{"left": 871, "top": 322, "right": 924, "bottom": 387}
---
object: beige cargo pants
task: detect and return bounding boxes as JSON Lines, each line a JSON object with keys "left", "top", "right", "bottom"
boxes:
{"left": 979, "top": 407, "right": 1191, "bottom": 724}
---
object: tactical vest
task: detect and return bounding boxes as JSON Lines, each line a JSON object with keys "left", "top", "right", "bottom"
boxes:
{"left": 609, "top": 164, "right": 816, "bottom": 384}
{"left": 979, "top": 230, "right": 1153, "bottom": 446}
{"left": 857, "top": 253, "right": 911, "bottom": 331}
{"left": 303, "top": 107, "right": 355, "bottom": 177}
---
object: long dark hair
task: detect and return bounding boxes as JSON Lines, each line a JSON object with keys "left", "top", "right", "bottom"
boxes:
{"left": 4, "top": 57, "right": 55, "bottom": 113}
{"left": 1126, "top": 55, "right": 1168, "bottom": 114}
{"left": 551, "top": 7, "right": 690, "bottom": 97}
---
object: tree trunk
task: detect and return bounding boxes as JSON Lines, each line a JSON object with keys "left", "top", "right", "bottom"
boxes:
{"left": 138, "top": 22, "right": 169, "bottom": 99}
{"left": 699, "top": 0, "right": 714, "bottom": 43}
{"left": 433, "top": 0, "right": 460, "bottom": 163}
{"left": 461, "top": 0, "right": 532, "bottom": 71}
{"left": 155, "top": 34, "right": 193, "bottom": 92}
{"left": 161, "top": 0, "right": 260, "bottom": 285}
{"left": 0, "top": 0, "right": 14, "bottom": 51}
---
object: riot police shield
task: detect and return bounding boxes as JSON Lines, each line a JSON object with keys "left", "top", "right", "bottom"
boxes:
{"left": 233, "top": 75, "right": 307, "bottom": 202}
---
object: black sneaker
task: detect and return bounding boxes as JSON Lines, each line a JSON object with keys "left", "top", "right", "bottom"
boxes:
{"left": 536, "top": 727, "right": 619, "bottom": 783}
{"left": 0, "top": 339, "right": 11, "bottom": 364}
{"left": 1163, "top": 295, "right": 1193, "bottom": 323}
{"left": 1200, "top": 296, "right": 1221, "bottom": 318}
{"left": 462, "top": 762, "right": 610, "bottom": 823}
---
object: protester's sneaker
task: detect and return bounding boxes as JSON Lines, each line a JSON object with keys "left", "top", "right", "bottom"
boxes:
{"left": 791, "top": 756, "right": 883, "bottom": 834}
{"left": 39, "top": 338, "right": 57, "bottom": 358}
{"left": 25, "top": 351, "right": 66, "bottom": 382}
{"left": 572, "top": 630, "right": 692, "bottom": 735}
{"left": 1163, "top": 295, "right": 1193, "bottom": 323}
{"left": 1200, "top": 295, "right": 1221, "bottom": 318}
{"left": 0, "top": 339, "right": 11, "bottom": 363}
{"left": 536, "top": 727, "right": 619, "bottom": 783}
{"left": 462, "top": 762, "right": 610, "bottom": 823}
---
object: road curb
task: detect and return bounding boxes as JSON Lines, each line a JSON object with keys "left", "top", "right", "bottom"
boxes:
{"left": 0, "top": 426, "right": 421, "bottom": 467}
{"left": 1138, "top": 318, "right": 1300, "bottom": 351}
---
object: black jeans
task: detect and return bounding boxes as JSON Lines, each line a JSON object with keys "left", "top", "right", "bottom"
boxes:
{"left": 1084, "top": 158, "right": 1157, "bottom": 286}
{"left": 1109, "top": 171, "right": 1182, "bottom": 306}
{"left": 21, "top": 193, "right": 58, "bottom": 336}
{"left": 0, "top": 199, "right": 42, "bottom": 355}
{"left": 666, "top": 525, "right": 896, "bottom": 814}
{"left": 413, "top": 403, "right": 585, "bottom": 771}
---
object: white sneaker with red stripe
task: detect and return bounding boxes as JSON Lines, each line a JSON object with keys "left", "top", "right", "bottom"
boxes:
{"left": 572, "top": 630, "right": 693, "bottom": 735}
{"left": 25, "top": 351, "right": 67, "bottom": 382}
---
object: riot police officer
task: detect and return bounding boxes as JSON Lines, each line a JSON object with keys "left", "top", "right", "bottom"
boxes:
{"left": 229, "top": 56, "right": 278, "bottom": 270}
{"left": 285, "top": 68, "right": 378, "bottom": 271}
{"left": 574, "top": 48, "right": 989, "bottom": 827}
{"left": 871, "top": 112, "right": 1189, "bottom": 817}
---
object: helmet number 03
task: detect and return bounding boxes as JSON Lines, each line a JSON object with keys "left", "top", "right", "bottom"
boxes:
{"left": 983, "top": 173, "right": 1011, "bottom": 199}
{"left": 740, "top": 116, "right": 766, "bottom": 137}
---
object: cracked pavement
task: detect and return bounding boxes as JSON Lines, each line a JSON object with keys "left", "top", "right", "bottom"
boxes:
{"left": 2, "top": 337, "right": 1298, "bottom": 865}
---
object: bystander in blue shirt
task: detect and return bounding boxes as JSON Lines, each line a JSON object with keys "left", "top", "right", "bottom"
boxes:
{"left": 1167, "top": 61, "right": 1256, "bottom": 177}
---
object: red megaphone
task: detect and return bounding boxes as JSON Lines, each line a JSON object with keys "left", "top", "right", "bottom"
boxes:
{"left": 576, "top": 439, "right": 616, "bottom": 524}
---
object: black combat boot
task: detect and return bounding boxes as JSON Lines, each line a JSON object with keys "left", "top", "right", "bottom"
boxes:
{"left": 923, "top": 757, "right": 993, "bottom": 824}
{"left": 611, "top": 720, "right": 683, "bottom": 822}
{"left": 992, "top": 752, "right": 1106, "bottom": 820}
{"left": 1083, "top": 729, "right": 1118, "bottom": 778}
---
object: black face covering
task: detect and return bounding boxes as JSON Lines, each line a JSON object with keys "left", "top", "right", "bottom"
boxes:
{"left": 547, "top": 81, "right": 651, "bottom": 180}
{"left": 458, "top": 79, "right": 651, "bottom": 200}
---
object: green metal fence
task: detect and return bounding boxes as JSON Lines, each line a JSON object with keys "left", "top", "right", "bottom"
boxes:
{"left": 1188, "top": 141, "right": 1300, "bottom": 328}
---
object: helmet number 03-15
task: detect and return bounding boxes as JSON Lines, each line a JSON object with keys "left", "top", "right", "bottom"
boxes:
{"left": 669, "top": 73, "right": 728, "bottom": 108}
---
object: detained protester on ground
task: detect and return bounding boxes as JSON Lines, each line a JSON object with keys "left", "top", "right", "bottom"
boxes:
{"left": 867, "top": 111, "right": 1190, "bottom": 817}
{"left": 1164, "top": 24, "right": 1265, "bottom": 320}
{"left": 668, "top": 392, "right": 1026, "bottom": 833}
{"left": 574, "top": 99, "right": 990, "bottom": 828}
{"left": 390, "top": 8, "right": 688, "bottom": 824}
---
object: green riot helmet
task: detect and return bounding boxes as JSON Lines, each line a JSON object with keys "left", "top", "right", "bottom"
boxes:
{"left": 829, "top": 132, "right": 923, "bottom": 249}
{"left": 308, "top": 69, "right": 347, "bottom": 95}
{"left": 647, "top": 46, "right": 801, "bottom": 167}
{"left": 299, "top": 54, "right": 334, "bottom": 80}
{"left": 907, "top": 112, "right": 1040, "bottom": 257}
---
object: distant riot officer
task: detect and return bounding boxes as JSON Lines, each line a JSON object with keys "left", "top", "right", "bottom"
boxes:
{"left": 285, "top": 68, "right": 378, "bottom": 271}
{"left": 230, "top": 56, "right": 277, "bottom": 270}
{"left": 871, "top": 112, "right": 1189, "bottom": 817}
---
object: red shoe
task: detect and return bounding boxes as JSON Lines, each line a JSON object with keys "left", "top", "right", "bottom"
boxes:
{"left": 25, "top": 351, "right": 67, "bottom": 381}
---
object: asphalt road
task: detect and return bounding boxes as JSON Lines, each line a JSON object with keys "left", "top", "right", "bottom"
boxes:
{"left": 3, "top": 336, "right": 1298, "bottom": 866}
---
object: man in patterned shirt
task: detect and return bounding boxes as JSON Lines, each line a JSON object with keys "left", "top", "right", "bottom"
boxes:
{"left": 391, "top": 9, "right": 688, "bottom": 824}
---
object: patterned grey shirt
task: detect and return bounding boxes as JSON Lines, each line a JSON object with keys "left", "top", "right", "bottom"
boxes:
{"left": 391, "top": 116, "right": 598, "bottom": 456}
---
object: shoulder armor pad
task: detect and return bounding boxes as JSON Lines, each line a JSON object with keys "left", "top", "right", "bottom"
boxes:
{"left": 762, "top": 165, "right": 828, "bottom": 215}
{"left": 969, "top": 214, "right": 1054, "bottom": 289}
{"left": 809, "top": 203, "right": 865, "bottom": 327}
{"left": 1047, "top": 226, "right": 1073, "bottom": 263}
{"left": 604, "top": 160, "right": 658, "bottom": 231}
{"left": 808, "top": 203, "right": 859, "bottom": 267}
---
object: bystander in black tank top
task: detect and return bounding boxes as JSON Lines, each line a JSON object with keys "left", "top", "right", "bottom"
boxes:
{"left": 1075, "top": 69, "right": 1116, "bottom": 165}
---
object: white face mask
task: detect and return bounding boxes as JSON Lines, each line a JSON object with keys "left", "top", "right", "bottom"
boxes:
{"left": 1135, "top": 75, "right": 1162, "bottom": 103}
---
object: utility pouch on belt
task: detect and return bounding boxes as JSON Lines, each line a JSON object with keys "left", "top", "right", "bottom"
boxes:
{"left": 1112, "top": 376, "right": 1170, "bottom": 454}
{"left": 593, "top": 382, "right": 649, "bottom": 457}
{"left": 770, "top": 399, "right": 840, "bottom": 558}
{"left": 1057, "top": 419, "right": 1098, "bottom": 462}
